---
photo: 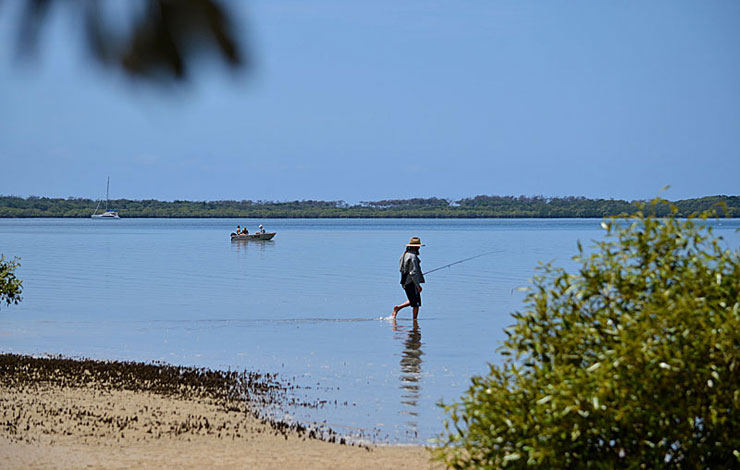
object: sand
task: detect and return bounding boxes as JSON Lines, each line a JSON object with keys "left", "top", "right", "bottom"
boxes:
{"left": 0, "top": 354, "right": 442, "bottom": 469}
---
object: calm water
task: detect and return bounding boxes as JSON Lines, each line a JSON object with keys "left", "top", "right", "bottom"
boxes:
{"left": 2, "top": 218, "right": 739, "bottom": 443}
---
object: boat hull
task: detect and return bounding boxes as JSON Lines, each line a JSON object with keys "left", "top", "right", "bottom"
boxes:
{"left": 230, "top": 232, "right": 276, "bottom": 241}
{"left": 91, "top": 211, "right": 120, "bottom": 219}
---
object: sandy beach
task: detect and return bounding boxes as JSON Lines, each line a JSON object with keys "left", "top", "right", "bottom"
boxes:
{"left": 0, "top": 354, "right": 441, "bottom": 469}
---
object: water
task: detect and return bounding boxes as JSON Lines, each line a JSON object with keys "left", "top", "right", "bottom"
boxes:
{"left": 1, "top": 218, "right": 739, "bottom": 443}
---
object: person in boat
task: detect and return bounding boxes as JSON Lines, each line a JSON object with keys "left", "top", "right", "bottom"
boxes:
{"left": 241, "top": 227, "right": 249, "bottom": 235}
{"left": 236, "top": 225, "right": 241, "bottom": 235}
{"left": 392, "top": 237, "right": 426, "bottom": 320}
{"left": 258, "top": 224, "right": 266, "bottom": 234}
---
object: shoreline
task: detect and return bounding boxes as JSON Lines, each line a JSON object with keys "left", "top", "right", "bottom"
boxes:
{"left": 2, "top": 195, "right": 739, "bottom": 219}
{"left": 5, "top": 215, "right": 740, "bottom": 219}
{"left": 0, "top": 354, "right": 441, "bottom": 469}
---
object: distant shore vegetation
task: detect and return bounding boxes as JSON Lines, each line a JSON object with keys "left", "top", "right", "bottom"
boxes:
{"left": 0, "top": 195, "right": 738, "bottom": 218}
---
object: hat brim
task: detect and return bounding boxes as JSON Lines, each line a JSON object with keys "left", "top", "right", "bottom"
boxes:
{"left": 406, "top": 243, "right": 425, "bottom": 247}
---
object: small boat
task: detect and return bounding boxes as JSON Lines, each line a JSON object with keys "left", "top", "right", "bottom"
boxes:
{"left": 92, "top": 210, "right": 120, "bottom": 219}
{"left": 230, "top": 232, "right": 276, "bottom": 241}
{"left": 91, "top": 177, "right": 120, "bottom": 219}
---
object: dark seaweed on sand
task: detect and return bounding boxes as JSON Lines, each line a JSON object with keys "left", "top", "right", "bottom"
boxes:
{"left": 0, "top": 354, "right": 358, "bottom": 446}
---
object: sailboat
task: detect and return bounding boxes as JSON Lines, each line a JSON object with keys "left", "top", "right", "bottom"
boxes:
{"left": 91, "top": 177, "right": 120, "bottom": 219}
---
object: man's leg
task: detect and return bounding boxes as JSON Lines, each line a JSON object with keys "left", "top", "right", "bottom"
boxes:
{"left": 392, "top": 301, "right": 411, "bottom": 318}
{"left": 412, "top": 306, "right": 419, "bottom": 320}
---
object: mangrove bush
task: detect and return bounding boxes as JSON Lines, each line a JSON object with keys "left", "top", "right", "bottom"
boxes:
{"left": 0, "top": 255, "right": 22, "bottom": 309}
{"left": 435, "top": 202, "right": 740, "bottom": 469}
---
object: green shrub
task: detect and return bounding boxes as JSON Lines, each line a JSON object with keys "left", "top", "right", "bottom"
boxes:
{"left": 435, "top": 202, "right": 740, "bottom": 469}
{"left": 0, "top": 255, "right": 22, "bottom": 309}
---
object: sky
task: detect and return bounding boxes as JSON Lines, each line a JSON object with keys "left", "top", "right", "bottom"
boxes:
{"left": 1, "top": 0, "right": 739, "bottom": 203}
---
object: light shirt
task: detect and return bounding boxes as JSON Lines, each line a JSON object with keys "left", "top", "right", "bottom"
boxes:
{"left": 400, "top": 251, "right": 425, "bottom": 287}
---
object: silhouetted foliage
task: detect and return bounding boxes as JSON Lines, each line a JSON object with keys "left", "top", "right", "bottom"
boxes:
{"left": 13, "top": 0, "right": 246, "bottom": 81}
{"left": 435, "top": 200, "right": 740, "bottom": 468}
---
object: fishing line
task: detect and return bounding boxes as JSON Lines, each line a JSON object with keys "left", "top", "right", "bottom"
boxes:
{"left": 422, "top": 250, "right": 504, "bottom": 276}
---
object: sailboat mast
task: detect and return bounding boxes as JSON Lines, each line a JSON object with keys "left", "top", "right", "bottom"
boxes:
{"left": 105, "top": 176, "right": 110, "bottom": 211}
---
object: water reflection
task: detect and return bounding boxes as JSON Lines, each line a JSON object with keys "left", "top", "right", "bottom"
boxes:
{"left": 393, "top": 319, "right": 423, "bottom": 438}
{"left": 230, "top": 239, "right": 274, "bottom": 254}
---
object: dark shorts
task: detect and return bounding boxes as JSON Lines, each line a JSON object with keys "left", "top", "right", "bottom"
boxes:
{"left": 403, "top": 283, "right": 422, "bottom": 308}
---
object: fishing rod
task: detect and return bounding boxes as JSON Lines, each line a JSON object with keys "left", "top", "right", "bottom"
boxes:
{"left": 423, "top": 250, "right": 504, "bottom": 276}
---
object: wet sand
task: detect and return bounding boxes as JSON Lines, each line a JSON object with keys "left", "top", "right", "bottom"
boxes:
{"left": 0, "top": 354, "right": 441, "bottom": 469}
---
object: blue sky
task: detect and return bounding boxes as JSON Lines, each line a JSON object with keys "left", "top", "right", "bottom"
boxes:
{"left": 1, "top": 0, "right": 739, "bottom": 202}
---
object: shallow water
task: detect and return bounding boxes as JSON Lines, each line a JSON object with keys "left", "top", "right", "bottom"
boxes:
{"left": 2, "top": 218, "right": 739, "bottom": 443}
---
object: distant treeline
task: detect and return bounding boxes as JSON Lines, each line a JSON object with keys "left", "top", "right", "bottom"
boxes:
{"left": 0, "top": 195, "right": 738, "bottom": 218}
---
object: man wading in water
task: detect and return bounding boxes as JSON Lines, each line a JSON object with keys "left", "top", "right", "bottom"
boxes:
{"left": 392, "top": 237, "right": 426, "bottom": 320}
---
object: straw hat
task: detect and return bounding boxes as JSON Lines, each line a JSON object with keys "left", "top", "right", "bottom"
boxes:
{"left": 406, "top": 236, "right": 425, "bottom": 247}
